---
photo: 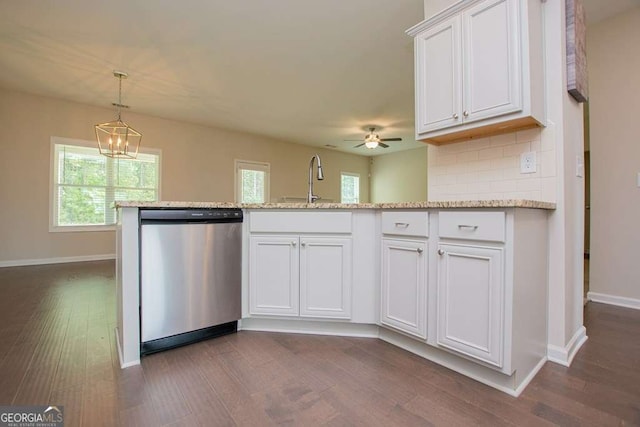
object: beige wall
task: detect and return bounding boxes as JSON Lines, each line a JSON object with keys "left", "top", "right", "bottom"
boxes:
{"left": 424, "top": 0, "right": 457, "bottom": 17}
{"left": 370, "top": 147, "right": 428, "bottom": 202}
{"left": 588, "top": 7, "right": 640, "bottom": 302}
{"left": 0, "top": 88, "right": 369, "bottom": 263}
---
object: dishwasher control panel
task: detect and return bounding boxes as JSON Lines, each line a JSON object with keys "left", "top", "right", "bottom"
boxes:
{"left": 140, "top": 208, "right": 243, "bottom": 223}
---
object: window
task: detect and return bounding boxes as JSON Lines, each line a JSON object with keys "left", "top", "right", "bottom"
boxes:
{"left": 235, "top": 160, "right": 270, "bottom": 203}
{"left": 341, "top": 172, "right": 360, "bottom": 204}
{"left": 50, "top": 137, "right": 160, "bottom": 231}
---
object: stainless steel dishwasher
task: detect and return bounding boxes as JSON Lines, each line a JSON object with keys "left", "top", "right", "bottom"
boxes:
{"left": 139, "top": 208, "right": 242, "bottom": 354}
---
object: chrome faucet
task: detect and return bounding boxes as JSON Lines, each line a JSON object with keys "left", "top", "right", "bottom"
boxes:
{"left": 307, "top": 154, "right": 324, "bottom": 203}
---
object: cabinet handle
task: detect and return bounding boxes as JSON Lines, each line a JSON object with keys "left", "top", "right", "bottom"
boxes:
{"left": 291, "top": 241, "right": 297, "bottom": 247}
{"left": 453, "top": 113, "right": 459, "bottom": 119}
{"left": 458, "top": 224, "right": 478, "bottom": 230}
{"left": 463, "top": 110, "right": 469, "bottom": 117}
{"left": 394, "top": 222, "right": 410, "bottom": 228}
{"left": 438, "top": 249, "right": 445, "bottom": 256}
{"left": 417, "top": 248, "right": 424, "bottom": 254}
{"left": 301, "top": 241, "right": 306, "bottom": 247}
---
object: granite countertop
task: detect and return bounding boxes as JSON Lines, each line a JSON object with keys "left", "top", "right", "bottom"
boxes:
{"left": 116, "top": 200, "right": 556, "bottom": 210}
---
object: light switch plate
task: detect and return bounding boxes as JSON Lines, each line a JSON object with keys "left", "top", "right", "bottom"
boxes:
{"left": 520, "top": 152, "right": 537, "bottom": 174}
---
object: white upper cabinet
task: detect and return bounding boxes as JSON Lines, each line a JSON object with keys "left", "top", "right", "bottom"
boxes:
{"left": 416, "top": 15, "right": 462, "bottom": 133}
{"left": 407, "top": 0, "right": 544, "bottom": 145}
{"left": 463, "top": 0, "right": 521, "bottom": 123}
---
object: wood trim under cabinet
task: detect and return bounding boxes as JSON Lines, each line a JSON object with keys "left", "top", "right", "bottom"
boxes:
{"left": 420, "top": 116, "right": 542, "bottom": 146}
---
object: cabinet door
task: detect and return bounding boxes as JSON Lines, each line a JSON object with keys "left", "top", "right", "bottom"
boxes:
{"left": 462, "top": 0, "right": 521, "bottom": 123}
{"left": 299, "top": 237, "right": 352, "bottom": 319}
{"left": 436, "top": 243, "right": 504, "bottom": 367}
{"left": 249, "top": 235, "right": 299, "bottom": 316}
{"left": 381, "top": 238, "right": 427, "bottom": 339}
{"left": 416, "top": 15, "right": 462, "bottom": 133}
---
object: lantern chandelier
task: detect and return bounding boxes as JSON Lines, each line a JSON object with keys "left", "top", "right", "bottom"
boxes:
{"left": 95, "top": 71, "right": 142, "bottom": 159}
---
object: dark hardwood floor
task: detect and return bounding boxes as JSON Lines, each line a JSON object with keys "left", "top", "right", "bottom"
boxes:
{"left": 0, "top": 260, "right": 638, "bottom": 426}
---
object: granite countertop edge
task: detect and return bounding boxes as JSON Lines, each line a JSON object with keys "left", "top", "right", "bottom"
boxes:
{"left": 116, "top": 200, "right": 556, "bottom": 210}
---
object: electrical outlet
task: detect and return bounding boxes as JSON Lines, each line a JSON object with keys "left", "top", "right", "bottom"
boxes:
{"left": 520, "top": 151, "right": 537, "bottom": 174}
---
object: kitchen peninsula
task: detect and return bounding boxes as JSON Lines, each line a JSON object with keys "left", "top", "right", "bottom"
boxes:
{"left": 116, "top": 200, "right": 554, "bottom": 396}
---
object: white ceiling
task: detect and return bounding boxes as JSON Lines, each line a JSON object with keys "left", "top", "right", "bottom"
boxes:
{"left": 0, "top": 1, "right": 636, "bottom": 156}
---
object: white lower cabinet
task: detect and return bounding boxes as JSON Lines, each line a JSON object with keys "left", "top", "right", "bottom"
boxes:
{"left": 436, "top": 243, "right": 504, "bottom": 368}
{"left": 249, "top": 235, "right": 299, "bottom": 316}
{"left": 300, "top": 237, "right": 352, "bottom": 319}
{"left": 381, "top": 238, "right": 427, "bottom": 339}
{"left": 246, "top": 208, "right": 549, "bottom": 395}
{"left": 249, "top": 234, "right": 352, "bottom": 319}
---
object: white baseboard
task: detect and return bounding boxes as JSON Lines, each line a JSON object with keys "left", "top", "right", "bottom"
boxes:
{"left": 239, "top": 317, "right": 380, "bottom": 338}
{"left": 587, "top": 292, "right": 640, "bottom": 311}
{"left": 513, "top": 357, "right": 547, "bottom": 397}
{"left": 0, "top": 254, "right": 115, "bottom": 268}
{"left": 547, "top": 325, "right": 588, "bottom": 367}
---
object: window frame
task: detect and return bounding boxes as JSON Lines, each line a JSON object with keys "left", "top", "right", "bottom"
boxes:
{"left": 234, "top": 159, "right": 270, "bottom": 204}
{"left": 49, "top": 136, "right": 162, "bottom": 232}
{"left": 340, "top": 172, "right": 361, "bottom": 204}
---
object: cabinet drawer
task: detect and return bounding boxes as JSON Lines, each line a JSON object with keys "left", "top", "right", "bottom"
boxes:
{"left": 438, "top": 211, "right": 505, "bottom": 242}
{"left": 381, "top": 211, "right": 429, "bottom": 237}
{"left": 250, "top": 211, "right": 352, "bottom": 233}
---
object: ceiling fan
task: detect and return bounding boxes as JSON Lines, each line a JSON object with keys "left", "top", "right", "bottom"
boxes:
{"left": 345, "top": 127, "right": 402, "bottom": 149}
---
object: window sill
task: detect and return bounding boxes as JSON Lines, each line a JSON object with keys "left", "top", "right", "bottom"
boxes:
{"left": 49, "top": 225, "right": 116, "bottom": 233}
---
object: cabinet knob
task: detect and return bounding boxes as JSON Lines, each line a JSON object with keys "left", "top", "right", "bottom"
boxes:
{"left": 301, "top": 242, "right": 306, "bottom": 247}
{"left": 453, "top": 113, "right": 459, "bottom": 119}
{"left": 438, "top": 249, "right": 445, "bottom": 256}
{"left": 417, "top": 248, "right": 424, "bottom": 254}
{"left": 463, "top": 111, "right": 469, "bottom": 117}
{"left": 291, "top": 241, "right": 297, "bottom": 247}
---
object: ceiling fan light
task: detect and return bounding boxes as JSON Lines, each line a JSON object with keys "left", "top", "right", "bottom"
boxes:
{"left": 365, "top": 140, "right": 378, "bottom": 149}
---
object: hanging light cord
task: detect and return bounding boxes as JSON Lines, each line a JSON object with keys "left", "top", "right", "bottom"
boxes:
{"left": 116, "top": 75, "right": 123, "bottom": 121}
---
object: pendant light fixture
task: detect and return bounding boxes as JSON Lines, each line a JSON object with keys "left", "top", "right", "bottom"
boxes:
{"left": 95, "top": 71, "right": 142, "bottom": 159}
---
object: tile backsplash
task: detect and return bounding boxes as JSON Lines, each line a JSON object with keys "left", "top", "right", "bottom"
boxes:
{"left": 427, "top": 127, "right": 557, "bottom": 202}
